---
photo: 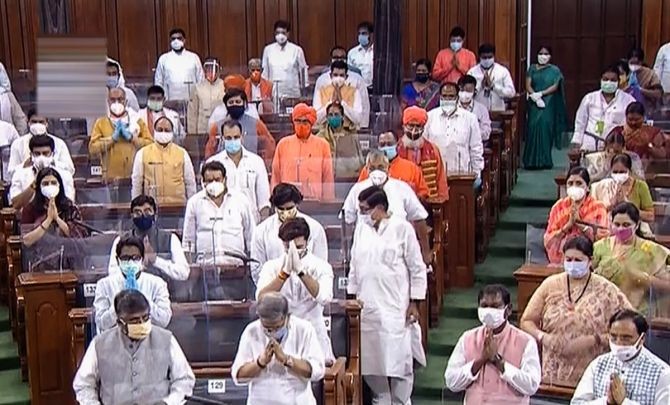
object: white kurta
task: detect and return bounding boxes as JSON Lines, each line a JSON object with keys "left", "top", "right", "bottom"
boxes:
{"left": 138, "top": 107, "right": 185, "bottom": 139}
{"left": 654, "top": 42, "right": 670, "bottom": 93}
{"left": 256, "top": 253, "right": 334, "bottom": 360}
{"left": 154, "top": 50, "right": 204, "bottom": 101}
{"left": 10, "top": 165, "right": 75, "bottom": 202}
{"left": 467, "top": 63, "right": 517, "bottom": 111}
{"left": 341, "top": 177, "right": 428, "bottom": 225}
{"left": 571, "top": 90, "right": 636, "bottom": 151}
{"left": 8, "top": 132, "right": 75, "bottom": 179}
{"left": 314, "top": 71, "right": 370, "bottom": 128}
{"left": 347, "top": 44, "right": 374, "bottom": 87}
{"left": 460, "top": 100, "right": 492, "bottom": 142}
{"left": 107, "top": 233, "right": 190, "bottom": 281}
{"left": 261, "top": 42, "right": 308, "bottom": 99}
{"left": 347, "top": 216, "right": 427, "bottom": 376}
{"left": 0, "top": 61, "right": 11, "bottom": 93}
{"left": 231, "top": 316, "right": 326, "bottom": 405}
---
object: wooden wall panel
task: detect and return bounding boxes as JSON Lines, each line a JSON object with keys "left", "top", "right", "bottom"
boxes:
{"left": 114, "top": 0, "right": 158, "bottom": 77}
{"left": 206, "top": 0, "right": 250, "bottom": 73}
{"left": 69, "top": 0, "right": 107, "bottom": 36}
{"left": 641, "top": 0, "right": 670, "bottom": 67}
{"left": 295, "top": 0, "right": 336, "bottom": 66}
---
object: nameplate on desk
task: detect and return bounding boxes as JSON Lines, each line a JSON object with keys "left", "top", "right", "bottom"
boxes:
{"left": 207, "top": 379, "right": 226, "bottom": 394}
{"left": 90, "top": 166, "right": 102, "bottom": 176}
{"left": 359, "top": 140, "right": 370, "bottom": 150}
{"left": 337, "top": 276, "right": 348, "bottom": 290}
{"left": 324, "top": 315, "right": 331, "bottom": 332}
{"left": 83, "top": 283, "right": 96, "bottom": 297}
{"left": 285, "top": 107, "right": 294, "bottom": 114}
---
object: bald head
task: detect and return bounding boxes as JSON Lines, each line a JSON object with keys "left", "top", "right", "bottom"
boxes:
{"left": 366, "top": 149, "right": 390, "bottom": 173}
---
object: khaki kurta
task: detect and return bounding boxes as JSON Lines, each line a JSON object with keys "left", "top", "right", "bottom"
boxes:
{"left": 187, "top": 78, "right": 225, "bottom": 134}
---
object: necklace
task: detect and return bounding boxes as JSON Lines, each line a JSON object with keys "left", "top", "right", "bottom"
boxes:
{"left": 566, "top": 272, "right": 591, "bottom": 310}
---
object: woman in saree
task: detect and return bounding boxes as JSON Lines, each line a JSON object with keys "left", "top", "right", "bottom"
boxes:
{"left": 593, "top": 202, "right": 670, "bottom": 316}
{"left": 521, "top": 235, "right": 632, "bottom": 387}
{"left": 617, "top": 102, "right": 666, "bottom": 163}
{"left": 582, "top": 129, "right": 644, "bottom": 182}
{"left": 523, "top": 45, "right": 568, "bottom": 169}
{"left": 626, "top": 48, "right": 663, "bottom": 113}
{"left": 544, "top": 166, "right": 609, "bottom": 264}
{"left": 400, "top": 58, "right": 441, "bottom": 111}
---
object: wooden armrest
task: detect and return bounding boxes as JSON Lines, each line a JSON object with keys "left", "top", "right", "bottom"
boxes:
{"left": 537, "top": 383, "right": 575, "bottom": 399}
{"left": 68, "top": 307, "right": 93, "bottom": 322}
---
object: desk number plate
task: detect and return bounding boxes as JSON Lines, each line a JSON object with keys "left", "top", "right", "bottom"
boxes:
{"left": 83, "top": 283, "right": 96, "bottom": 298}
{"left": 91, "top": 166, "right": 102, "bottom": 176}
{"left": 359, "top": 140, "right": 370, "bottom": 150}
{"left": 208, "top": 379, "right": 226, "bottom": 394}
{"left": 337, "top": 276, "right": 348, "bottom": 290}
{"left": 324, "top": 315, "right": 331, "bottom": 332}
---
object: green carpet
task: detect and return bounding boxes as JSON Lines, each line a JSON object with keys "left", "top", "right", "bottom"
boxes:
{"left": 0, "top": 306, "right": 29, "bottom": 405}
{"left": 412, "top": 148, "right": 568, "bottom": 403}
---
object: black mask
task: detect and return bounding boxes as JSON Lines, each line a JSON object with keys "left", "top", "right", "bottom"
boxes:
{"left": 133, "top": 215, "right": 155, "bottom": 231}
{"left": 228, "top": 105, "right": 245, "bottom": 119}
{"left": 415, "top": 73, "right": 430, "bottom": 83}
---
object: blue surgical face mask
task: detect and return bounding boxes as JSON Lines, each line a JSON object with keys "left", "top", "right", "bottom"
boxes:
{"left": 133, "top": 214, "right": 155, "bottom": 231}
{"left": 119, "top": 260, "right": 142, "bottom": 290}
{"left": 450, "top": 41, "right": 463, "bottom": 52}
{"left": 601, "top": 80, "right": 618, "bottom": 94}
{"left": 272, "top": 326, "right": 288, "bottom": 342}
{"left": 327, "top": 115, "right": 343, "bottom": 128}
{"left": 106, "top": 76, "right": 119, "bottom": 88}
{"left": 224, "top": 138, "right": 242, "bottom": 154}
{"left": 563, "top": 260, "right": 590, "bottom": 279}
{"left": 380, "top": 145, "right": 397, "bottom": 160}
{"left": 358, "top": 34, "right": 370, "bottom": 47}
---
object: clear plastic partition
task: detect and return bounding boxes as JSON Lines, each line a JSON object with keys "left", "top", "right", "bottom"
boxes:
{"left": 525, "top": 223, "right": 550, "bottom": 266}
{"left": 441, "top": 388, "right": 571, "bottom": 404}
{"left": 647, "top": 282, "right": 670, "bottom": 366}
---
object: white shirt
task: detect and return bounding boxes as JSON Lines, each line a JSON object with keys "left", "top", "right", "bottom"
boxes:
{"left": 654, "top": 42, "right": 670, "bottom": 93}
{"left": 312, "top": 83, "right": 365, "bottom": 127}
{"left": 93, "top": 272, "right": 172, "bottom": 332}
{"left": 315, "top": 71, "right": 370, "bottom": 128}
{"left": 572, "top": 90, "right": 636, "bottom": 151}
{"left": 208, "top": 106, "right": 260, "bottom": 132}
{"left": 467, "top": 63, "right": 516, "bottom": 111}
{"left": 138, "top": 107, "right": 185, "bottom": 139}
{"left": 347, "top": 44, "right": 374, "bottom": 87}
{"left": 0, "top": 62, "right": 11, "bottom": 93}
{"left": 130, "top": 142, "right": 197, "bottom": 201}
{"left": 182, "top": 189, "right": 256, "bottom": 265}
{"left": 10, "top": 165, "right": 75, "bottom": 202}
{"left": 0, "top": 120, "right": 19, "bottom": 181}
{"left": 460, "top": 100, "right": 492, "bottom": 141}
{"left": 232, "top": 316, "right": 326, "bottom": 405}
{"left": 342, "top": 177, "right": 428, "bottom": 225}
{"left": 107, "top": 233, "right": 190, "bottom": 281}
{"left": 73, "top": 329, "right": 195, "bottom": 405}
{"left": 261, "top": 41, "right": 308, "bottom": 99}
{"left": 425, "top": 107, "right": 484, "bottom": 177}
{"left": 250, "top": 212, "right": 329, "bottom": 283}
{"left": 572, "top": 348, "right": 670, "bottom": 405}
{"left": 444, "top": 324, "right": 541, "bottom": 402}
{"left": 8, "top": 133, "right": 75, "bottom": 179}
{"left": 154, "top": 49, "right": 204, "bottom": 101}
{"left": 207, "top": 147, "right": 270, "bottom": 222}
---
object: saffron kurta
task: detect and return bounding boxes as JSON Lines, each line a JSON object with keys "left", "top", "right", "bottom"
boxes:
{"left": 397, "top": 140, "right": 449, "bottom": 199}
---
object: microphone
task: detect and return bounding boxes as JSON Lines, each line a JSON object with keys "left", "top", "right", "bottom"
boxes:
{"left": 210, "top": 216, "right": 224, "bottom": 265}
{"left": 184, "top": 395, "right": 227, "bottom": 405}
{"left": 223, "top": 250, "right": 258, "bottom": 264}
{"left": 148, "top": 161, "right": 164, "bottom": 200}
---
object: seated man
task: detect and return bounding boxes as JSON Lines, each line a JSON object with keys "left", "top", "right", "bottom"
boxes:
{"left": 8, "top": 109, "right": 74, "bottom": 179}
{"left": 74, "top": 289, "right": 194, "bottom": 404}
{"left": 244, "top": 57, "right": 274, "bottom": 114}
{"left": 251, "top": 183, "right": 328, "bottom": 283}
{"left": 139, "top": 85, "right": 184, "bottom": 140}
{"left": 271, "top": 103, "right": 335, "bottom": 201}
{"left": 445, "top": 284, "right": 540, "bottom": 403}
{"left": 131, "top": 116, "right": 196, "bottom": 204}
{"left": 316, "top": 101, "right": 365, "bottom": 178}
{"left": 89, "top": 87, "right": 153, "bottom": 180}
{"left": 232, "top": 292, "right": 325, "bottom": 403}
{"left": 257, "top": 217, "right": 335, "bottom": 361}
{"left": 458, "top": 74, "right": 492, "bottom": 142}
{"left": 207, "top": 119, "right": 270, "bottom": 223}
{"left": 106, "top": 58, "right": 140, "bottom": 111}
{"left": 397, "top": 106, "right": 449, "bottom": 199}
{"left": 358, "top": 131, "right": 429, "bottom": 199}
{"left": 108, "top": 195, "right": 190, "bottom": 281}
{"left": 182, "top": 161, "right": 256, "bottom": 265}
{"left": 467, "top": 43, "right": 516, "bottom": 111}
{"left": 10, "top": 134, "right": 75, "bottom": 209}
{"left": 204, "top": 87, "right": 276, "bottom": 165}
{"left": 572, "top": 309, "right": 670, "bottom": 404}
{"left": 93, "top": 235, "right": 172, "bottom": 331}
{"left": 187, "top": 57, "right": 225, "bottom": 134}
{"left": 313, "top": 61, "right": 364, "bottom": 128}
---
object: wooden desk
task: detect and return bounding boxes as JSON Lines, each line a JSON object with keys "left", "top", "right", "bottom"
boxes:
{"left": 446, "top": 174, "right": 476, "bottom": 288}
{"left": 513, "top": 264, "right": 562, "bottom": 317}
{"left": 490, "top": 110, "right": 516, "bottom": 209}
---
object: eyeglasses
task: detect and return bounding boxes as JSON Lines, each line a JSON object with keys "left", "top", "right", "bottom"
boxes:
{"left": 119, "top": 314, "right": 150, "bottom": 325}
{"left": 118, "top": 255, "right": 142, "bottom": 261}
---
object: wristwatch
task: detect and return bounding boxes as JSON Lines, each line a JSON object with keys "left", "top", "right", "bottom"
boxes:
{"left": 284, "top": 356, "right": 294, "bottom": 368}
{"left": 297, "top": 271, "right": 306, "bottom": 278}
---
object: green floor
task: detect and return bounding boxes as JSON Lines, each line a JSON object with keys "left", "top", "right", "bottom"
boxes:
{"left": 0, "top": 306, "right": 29, "bottom": 405}
{"left": 412, "top": 149, "right": 568, "bottom": 403}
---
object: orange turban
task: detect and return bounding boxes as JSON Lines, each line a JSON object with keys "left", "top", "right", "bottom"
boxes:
{"left": 402, "top": 106, "right": 428, "bottom": 126}
{"left": 291, "top": 103, "right": 317, "bottom": 125}
{"left": 223, "top": 74, "right": 246, "bottom": 90}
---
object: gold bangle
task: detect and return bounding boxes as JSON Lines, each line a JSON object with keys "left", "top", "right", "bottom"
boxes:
{"left": 278, "top": 271, "right": 290, "bottom": 281}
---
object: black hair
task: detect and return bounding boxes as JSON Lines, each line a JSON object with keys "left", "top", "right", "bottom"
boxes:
{"left": 449, "top": 26, "right": 466, "bottom": 39}
{"left": 537, "top": 45, "right": 553, "bottom": 55}
{"left": 562, "top": 235, "right": 594, "bottom": 257}
{"left": 358, "top": 186, "right": 389, "bottom": 211}
{"left": 610, "top": 153, "right": 633, "bottom": 170}
{"left": 27, "top": 108, "right": 42, "bottom": 121}
{"left": 439, "top": 82, "right": 459, "bottom": 93}
{"left": 116, "top": 235, "right": 145, "bottom": 258}
{"left": 609, "top": 309, "right": 649, "bottom": 335}
{"left": 415, "top": 58, "right": 433, "bottom": 72}
{"left": 169, "top": 28, "right": 186, "bottom": 38}
{"left": 357, "top": 21, "right": 374, "bottom": 33}
{"left": 106, "top": 60, "right": 120, "bottom": 72}
{"left": 147, "top": 85, "right": 165, "bottom": 98}
{"left": 330, "top": 45, "right": 347, "bottom": 56}
{"left": 478, "top": 43, "right": 496, "bottom": 55}
{"left": 204, "top": 56, "right": 219, "bottom": 64}
{"left": 29, "top": 167, "right": 73, "bottom": 217}
{"left": 615, "top": 59, "right": 630, "bottom": 76}
{"left": 223, "top": 87, "right": 248, "bottom": 105}
{"left": 601, "top": 64, "right": 620, "bottom": 78}
{"left": 628, "top": 47, "right": 645, "bottom": 62}
{"left": 271, "top": 183, "right": 303, "bottom": 207}
{"left": 567, "top": 166, "right": 591, "bottom": 186}
{"left": 130, "top": 195, "right": 156, "bottom": 212}
{"left": 330, "top": 60, "right": 349, "bottom": 73}
{"left": 326, "top": 101, "right": 344, "bottom": 114}
{"left": 626, "top": 101, "right": 645, "bottom": 117}
{"left": 610, "top": 202, "right": 646, "bottom": 238}
{"left": 201, "top": 161, "right": 227, "bottom": 179}
{"left": 221, "top": 119, "right": 243, "bottom": 134}
{"left": 605, "top": 128, "right": 626, "bottom": 146}
{"left": 28, "top": 135, "right": 54, "bottom": 152}
{"left": 114, "top": 289, "right": 150, "bottom": 316}
{"left": 274, "top": 20, "right": 290, "bottom": 32}
{"left": 477, "top": 284, "right": 511, "bottom": 306}
{"left": 457, "top": 74, "right": 478, "bottom": 88}
{"left": 278, "top": 217, "right": 311, "bottom": 242}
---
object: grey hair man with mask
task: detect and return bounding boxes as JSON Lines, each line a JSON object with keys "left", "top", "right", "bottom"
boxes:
{"left": 73, "top": 289, "right": 194, "bottom": 405}
{"left": 232, "top": 292, "right": 325, "bottom": 403}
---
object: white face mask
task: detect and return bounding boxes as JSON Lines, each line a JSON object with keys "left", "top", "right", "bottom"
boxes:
{"left": 478, "top": 307, "right": 507, "bottom": 329}
{"left": 563, "top": 260, "right": 590, "bottom": 278}
{"left": 331, "top": 76, "right": 346, "bottom": 87}
{"left": 629, "top": 64, "right": 641, "bottom": 73}
{"left": 154, "top": 131, "right": 174, "bottom": 145}
{"left": 458, "top": 91, "right": 474, "bottom": 103}
{"left": 440, "top": 99, "right": 458, "bottom": 114}
{"left": 275, "top": 33, "right": 288, "bottom": 45}
{"left": 32, "top": 155, "right": 53, "bottom": 170}
{"left": 369, "top": 170, "right": 388, "bottom": 186}
{"left": 29, "top": 123, "right": 47, "bottom": 136}
{"left": 537, "top": 54, "right": 551, "bottom": 65}
{"left": 171, "top": 39, "right": 184, "bottom": 51}
{"left": 109, "top": 102, "right": 126, "bottom": 116}
{"left": 358, "top": 213, "right": 375, "bottom": 228}
{"left": 566, "top": 185, "right": 586, "bottom": 201}
{"left": 480, "top": 57, "right": 495, "bottom": 69}
{"left": 609, "top": 334, "right": 644, "bottom": 362}
{"left": 611, "top": 172, "right": 629, "bottom": 184}
{"left": 205, "top": 181, "right": 225, "bottom": 198}
{"left": 401, "top": 135, "right": 422, "bottom": 149}
{"left": 41, "top": 184, "right": 59, "bottom": 199}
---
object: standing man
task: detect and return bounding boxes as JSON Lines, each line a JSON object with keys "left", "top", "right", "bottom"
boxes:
{"left": 571, "top": 66, "right": 636, "bottom": 151}
{"left": 154, "top": 28, "right": 204, "bottom": 101}
{"left": 207, "top": 119, "right": 271, "bottom": 223}
{"left": 653, "top": 40, "right": 670, "bottom": 99}
{"left": 244, "top": 58, "right": 274, "bottom": 114}
{"left": 313, "top": 61, "right": 364, "bottom": 127}
{"left": 458, "top": 75, "right": 492, "bottom": 142}
{"left": 187, "top": 57, "right": 225, "bottom": 134}
{"left": 347, "top": 21, "right": 374, "bottom": 88}
{"left": 467, "top": 44, "right": 516, "bottom": 111}
{"left": 271, "top": 103, "right": 334, "bottom": 201}
{"left": 106, "top": 58, "right": 140, "bottom": 111}
{"left": 445, "top": 285, "right": 541, "bottom": 403}
{"left": 348, "top": 186, "right": 427, "bottom": 405}
{"left": 261, "top": 20, "right": 308, "bottom": 99}
{"left": 139, "top": 85, "right": 184, "bottom": 140}
{"left": 432, "top": 26, "right": 477, "bottom": 84}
